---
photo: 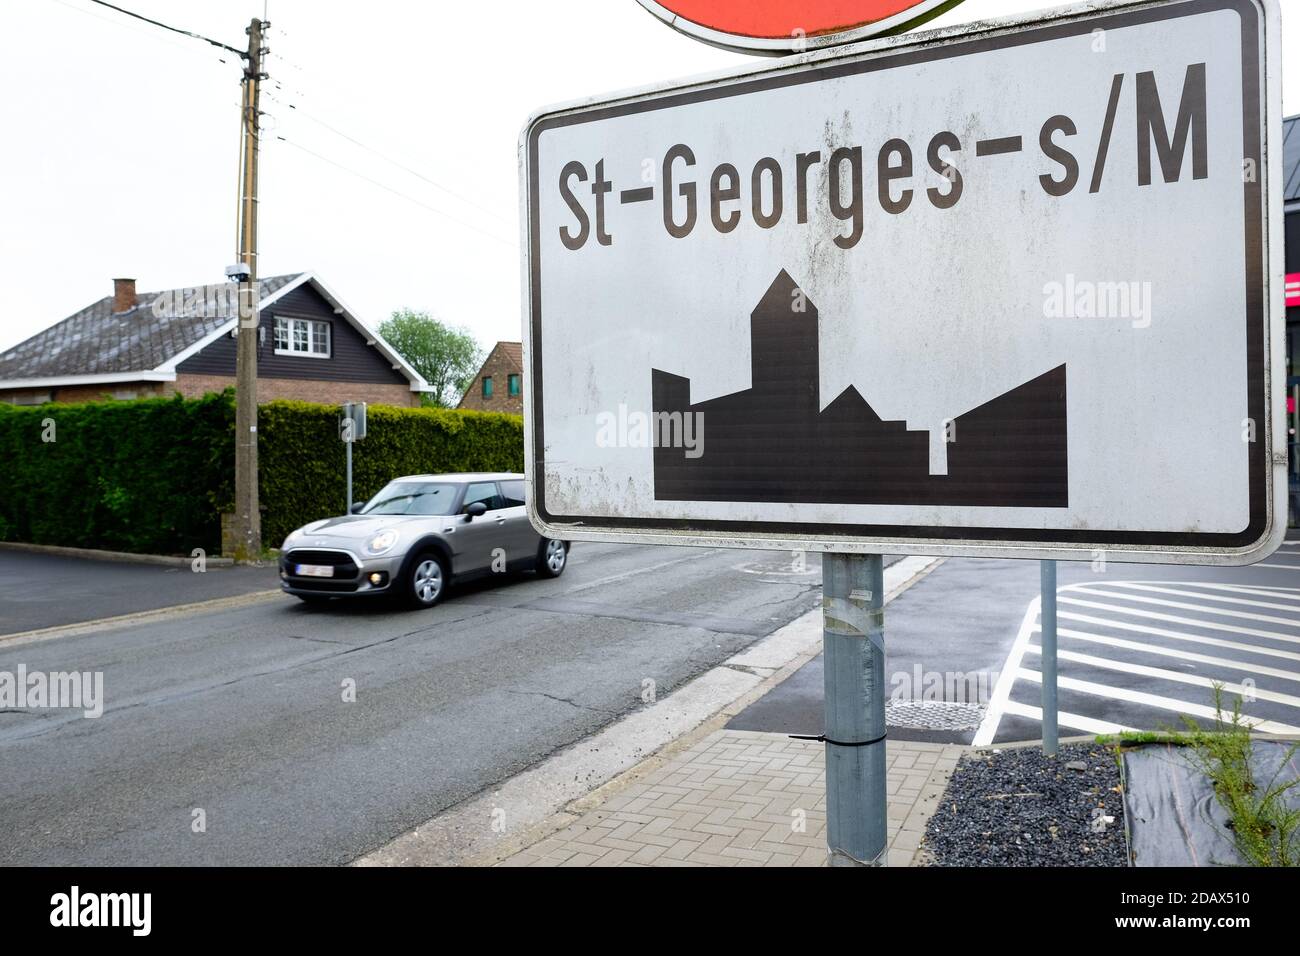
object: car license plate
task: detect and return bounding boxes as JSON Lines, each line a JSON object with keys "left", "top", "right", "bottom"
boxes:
{"left": 295, "top": 564, "right": 334, "bottom": 577}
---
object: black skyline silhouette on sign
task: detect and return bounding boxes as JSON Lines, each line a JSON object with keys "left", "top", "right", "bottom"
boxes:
{"left": 650, "top": 270, "right": 1068, "bottom": 507}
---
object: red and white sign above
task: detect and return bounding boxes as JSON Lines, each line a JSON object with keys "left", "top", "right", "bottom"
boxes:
{"left": 635, "top": 0, "right": 964, "bottom": 54}
{"left": 1287, "top": 272, "right": 1300, "bottom": 308}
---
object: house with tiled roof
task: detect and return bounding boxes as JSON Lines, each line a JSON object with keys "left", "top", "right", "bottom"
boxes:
{"left": 457, "top": 341, "right": 523, "bottom": 414}
{"left": 0, "top": 272, "right": 429, "bottom": 407}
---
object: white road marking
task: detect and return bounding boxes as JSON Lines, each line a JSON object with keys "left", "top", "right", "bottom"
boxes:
{"left": 1024, "top": 644, "right": 1300, "bottom": 709}
{"left": 1053, "top": 626, "right": 1300, "bottom": 683}
{"left": 979, "top": 579, "right": 1300, "bottom": 744}
{"left": 1058, "top": 610, "right": 1300, "bottom": 661}
{"left": 1187, "top": 582, "right": 1300, "bottom": 600}
{"left": 1058, "top": 596, "right": 1300, "bottom": 645}
{"left": 971, "top": 597, "right": 1039, "bottom": 747}
{"left": 1096, "top": 582, "right": 1300, "bottom": 613}
{"left": 1015, "top": 668, "right": 1300, "bottom": 734}
{"left": 1000, "top": 700, "right": 1130, "bottom": 736}
{"left": 1069, "top": 586, "right": 1300, "bottom": 627}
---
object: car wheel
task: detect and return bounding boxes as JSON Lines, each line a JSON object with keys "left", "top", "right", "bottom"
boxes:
{"left": 407, "top": 551, "right": 449, "bottom": 608}
{"left": 536, "top": 538, "right": 568, "bottom": 579}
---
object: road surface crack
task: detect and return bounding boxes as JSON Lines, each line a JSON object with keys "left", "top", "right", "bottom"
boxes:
{"left": 506, "top": 689, "right": 619, "bottom": 717}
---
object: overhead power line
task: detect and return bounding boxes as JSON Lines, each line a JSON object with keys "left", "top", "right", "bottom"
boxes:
{"left": 49, "top": 0, "right": 231, "bottom": 62}
{"left": 84, "top": 0, "right": 245, "bottom": 57}
{"left": 266, "top": 95, "right": 503, "bottom": 221}
{"left": 275, "top": 135, "right": 516, "bottom": 249}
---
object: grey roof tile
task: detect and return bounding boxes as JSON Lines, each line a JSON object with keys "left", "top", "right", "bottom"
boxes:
{"left": 0, "top": 274, "right": 302, "bottom": 381}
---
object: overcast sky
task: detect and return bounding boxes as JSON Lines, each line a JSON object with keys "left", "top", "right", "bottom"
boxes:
{"left": 1, "top": 0, "right": 1295, "bottom": 354}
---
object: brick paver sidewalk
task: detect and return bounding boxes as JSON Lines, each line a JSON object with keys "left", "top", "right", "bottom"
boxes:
{"left": 500, "top": 729, "right": 964, "bottom": 867}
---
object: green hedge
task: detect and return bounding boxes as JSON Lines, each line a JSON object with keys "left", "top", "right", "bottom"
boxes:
{"left": 0, "top": 392, "right": 524, "bottom": 555}
{"left": 0, "top": 393, "right": 234, "bottom": 554}
{"left": 257, "top": 399, "right": 524, "bottom": 545}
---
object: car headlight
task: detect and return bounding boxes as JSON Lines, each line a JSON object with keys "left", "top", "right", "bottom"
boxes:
{"left": 365, "top": 530, "right": 398, "bottom": 555}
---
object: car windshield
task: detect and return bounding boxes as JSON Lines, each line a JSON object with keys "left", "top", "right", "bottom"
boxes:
{"left": 360, "top": 481, "right": 459, "bottom": 516}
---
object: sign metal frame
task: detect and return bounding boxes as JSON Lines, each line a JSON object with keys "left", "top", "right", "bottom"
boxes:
{"left": 520, "top": 0, "right": 1285, "bottom": 565}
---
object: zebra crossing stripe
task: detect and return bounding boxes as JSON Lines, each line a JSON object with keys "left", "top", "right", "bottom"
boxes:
{"left": 1024, "top": 643, "right": 1300, "bottom": 708}
{"left": 1068, "top": 586, "right": 1300, "bottom": 627}
{"left": 1188, "top": 583, "right": 1300, "bottom": 601}
{"left": 1000, "top": 700, "right": 1130, "bottom": 736}
{"left": 1059, "top": 610, "right": 1300, "bottom": 661}
{"left": 976, "top": 579, "right": 1300, "bottom": 745}
{"left": 1052, "top": 626, "right": 1300, "bottom": 683}
{"left": 1094, "top": 582, "right": 1300, "bottom": 613}
{"left": 972, "top": 598, "right": 1039, "bottom": 747}
{"left": 1058, "top": 596, "right": 1300, "bottom": 645}
{"left": 1015, "top": 668, "right": 1300, "bottom": 734}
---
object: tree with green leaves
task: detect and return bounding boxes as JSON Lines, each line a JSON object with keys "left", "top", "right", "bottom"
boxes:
{"left": 378, "top": 309, "right": 484, "bottom": 408}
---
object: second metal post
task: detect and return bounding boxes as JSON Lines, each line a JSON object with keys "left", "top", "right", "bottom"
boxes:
{"left": 1040, "top": 559, "right": 1058, "bottom": 756}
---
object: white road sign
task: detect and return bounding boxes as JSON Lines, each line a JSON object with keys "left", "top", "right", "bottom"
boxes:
{"left": 521, "top": 0, "right": 1283, "bottom": 564}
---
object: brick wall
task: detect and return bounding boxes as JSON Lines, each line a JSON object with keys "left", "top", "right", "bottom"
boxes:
{"left": 173, "top": 374, "right": 420, "bottom": 407}
{"left": 458, "top": 344, "right": 523, "bottom": 414}
{"left": 0, "top": 376, "right": 420, "bottom": 407}
{"left": 0, "top": 381, "right": 168, "bottom": 405}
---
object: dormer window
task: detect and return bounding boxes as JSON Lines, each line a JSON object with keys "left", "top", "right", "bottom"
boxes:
{"left": 273, "top": 316, "right": 331, "bottom": 358}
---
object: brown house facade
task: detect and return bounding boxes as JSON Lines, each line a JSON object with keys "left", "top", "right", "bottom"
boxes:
{"left": 457, "top": 341, "right": 523, "bottom": 415}
{"left": 0, "top": 273, "right": 429, "bottom": 407}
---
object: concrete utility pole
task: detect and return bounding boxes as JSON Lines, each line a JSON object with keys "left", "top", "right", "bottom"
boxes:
{"left": 232, "top": 17, "right": 267, "bottom": 563}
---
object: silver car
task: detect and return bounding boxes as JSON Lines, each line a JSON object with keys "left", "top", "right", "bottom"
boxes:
{"left": 278, "top": 473, "right": 568, "bottom": 607}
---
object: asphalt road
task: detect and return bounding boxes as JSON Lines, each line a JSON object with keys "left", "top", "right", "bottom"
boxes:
{"left": 0, "top": 542, "right": 822, "bottom": 865}
{"left": 0, "top": 550, "right": 279, "bottom": 635}
{"left": 8, "top": 537, "right": 1299, "bottom": 864}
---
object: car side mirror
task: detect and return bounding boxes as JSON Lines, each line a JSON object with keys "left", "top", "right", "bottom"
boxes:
{"left": 350, "top": 502, "right": 366, "bottom": 515}
{"left": 464, "top": 501, "right": 487, "bottom": 521}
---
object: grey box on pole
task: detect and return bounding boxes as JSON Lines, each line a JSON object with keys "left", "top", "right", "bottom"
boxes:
{"left": 339, "top": 402, "right": 367, "bottom": 443}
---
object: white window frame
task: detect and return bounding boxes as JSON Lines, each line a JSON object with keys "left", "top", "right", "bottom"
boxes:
{"left": 273, "top": 316, "right": 331, "bottom": 359}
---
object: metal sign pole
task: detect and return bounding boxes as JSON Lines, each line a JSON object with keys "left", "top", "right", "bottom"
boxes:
{"left": 1040, "top": 559, "right": 1058, "bottom": 756}
{"left": 341, "top": 402, "right": 363, "bottom": 514}
{"left": 822, "top": 552, "right": 887, "bottom": 866}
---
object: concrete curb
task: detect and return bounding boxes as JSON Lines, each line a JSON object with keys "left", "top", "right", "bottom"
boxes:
{"left": 353, "top": 554, "right": 946, "bottom": 867}
{"left": 0, "top": 540, "right": 236, "bottom": 568}
{"left": 987, "top": 732, "right": 1300, "bottom": 751}
{"left": 976, "top": 734, "right": 1100, "bottom": 751}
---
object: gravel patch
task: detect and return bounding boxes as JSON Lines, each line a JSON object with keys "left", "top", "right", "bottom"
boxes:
{"left": 923, "top": 742, "right": 1127, "bottom": 867}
